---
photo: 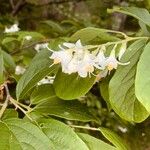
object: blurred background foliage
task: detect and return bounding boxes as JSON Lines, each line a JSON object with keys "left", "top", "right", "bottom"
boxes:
{"left": 1, "top": 0, "right": 150, "bottom": 149}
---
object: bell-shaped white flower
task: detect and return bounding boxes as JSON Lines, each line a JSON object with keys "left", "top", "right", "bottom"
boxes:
{"left": 118, "top": 42, "right": 127, "bottom": 60}
{"left": 105, "top": 46, "right": 130, "bottom": 71}
{"left": 76, "top": 51, "right": 96, "bottom": 78}
{"left": 63, "top": 56, "right": 78, "bottom": 74}
{"left": 4, "top": 24, "right": 20, "bottom": 33}
{"left": 15, "top": 65, "right": 26, "bottom": 75}
{"left": 50, "top": 50, "right": 73, "bottom": 66}
{"left": 95, "top": 46, "right": 107, "bottom": 70}
{"left": 24, "top": 35, "right": 32, "bottom": 41}
{"left": 34, "top": 43, "right": 49, "bottom": 52}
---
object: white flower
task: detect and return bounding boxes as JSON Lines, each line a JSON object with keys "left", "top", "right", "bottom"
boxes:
{"left": 118, "top": 42, "right": 127, "bottom": 60}
{"left": 95, "top": 46, "right": 107, "bottom": 70}
{"left": 50, "top": 50, "right": 73, "bottom": 67}
{"left": 15, "top": 65, "right": 26, "bottom": 75}
{"left": 49, "top": 40, "right": 84, "bottom": 73}
{"left": 76, "top": 51, "right": 96, "bottom": 78}
{"left": 105, "top": 47, "right": 130, "bottom": 71}
{"left": 34, "top": 43, "right": 49, "bottom": 52}
{"left": 24, "top": 35, "right": 32, "bottom": 41}
{"left": 37, "top": 76, "right": 55, "bottom": 85}
{"left": 4, "top": 24, "right": 20, "bottom": 33}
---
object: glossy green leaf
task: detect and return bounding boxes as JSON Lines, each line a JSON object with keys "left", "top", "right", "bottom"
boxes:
{"left": 33, "top": 98, "right": 97, "bottom": 122}
{"left": 41, "top": 20, "right": 63, "bottom": 34}
{"left": 54, "top": 69, "right": 96, "bottom": 100}
{"left": 0, "top": 49, "right": 16, "bottom": 72}
{"left": 38, "top": 118, "right": 88, "bottom": 150}
{"left": 4, "top": 118, "right": 54, "bottom": 149}
{"left": 78, "top": 133, "right": 116, "bottom": 150}
{"left": 2, "top": 109, "right": 18, "bottom": 120}
{"left": 70, "top": 27, "right": 119, "bottom": 44}
{"left": 17, "top": 31, "right": 45, "bottom": 41}
{"left": 135, "top": 42, "right": 150, "bottom": 112}
{"left": 99, "top": 127, "right": 129, "bottom": 150}
{"left": 31, "top": 84, "right": 56, "bottom": 104}
{"left": 0, "top": 121, "right": 21, "bottom": 150}
{"left": 16, "top": 50, "right": 58, "bottom": 100}
{"left": 109, "top": 40, "right": 149, "bottom": 122}
{"left": 110, "top": 7, "right": 150, "bottom": 27}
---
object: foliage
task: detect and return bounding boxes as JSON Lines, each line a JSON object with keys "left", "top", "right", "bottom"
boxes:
{"left": 1, "top": 1, "right": 150, "bottom": 150}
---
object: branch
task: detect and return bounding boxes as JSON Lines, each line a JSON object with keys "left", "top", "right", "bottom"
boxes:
{"left": 9, "top": 0, "right": 15, "bottom": 9}
{"left": 69, "top": 125, "right": 100, "bottom": 131}
{"left": 35, "top": 0, "right": 87, "bottom": 6}
{"left": 0, "top": 84, "right": 10, "bottom": 118}
{"left": 11, "top": 0, "right": 26, "bottom": 16}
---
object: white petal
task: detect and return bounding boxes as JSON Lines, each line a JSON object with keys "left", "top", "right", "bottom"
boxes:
{"left": 78, "top": 69, "right": 88, "bottom": 78}
{"left": 63, "top": 42, "right": 75, "bottom": 48}
{"left": 117, "top": 61, "right": 130, "bottom": 65}
{"left": 118, "top": 42, "right": 127, "bottom": 60}
{"left": 75, "top": 39, "right": 83, "bottom": 48}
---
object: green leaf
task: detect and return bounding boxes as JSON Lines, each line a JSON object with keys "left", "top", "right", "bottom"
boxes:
{"left": 110, "top": 7, "right": 150, "bottom": 27}
{"left": 16, "top": 50, "right": 58, "bottom": 100}
{"left": 135, "top": 42, "right": 150, "bottom": 112}
{"left": 109, "top": 40, "right": 149, "bottom": 122}
{"left": 2, "top": 37, "right": 18, "bottom": 45}
{"left": 99, "top": 127, "right": 129, "bottom": 150}
{"left": 4, "top": 118, "right": 55, "bottom": 149}
{"left": 70, "top": 27, "right": 119, "bottom": 44}
{"left": 31, "top": 84, "right": 56, "bottom": 104}
{"left": 54, "top": 69, "right": 96, "bottom": 100}
{"left": 0, "top": 121, "right": 21, "bottom": 150}
{"left": 17, "top": 31, "right": 45, "bottom": 41}
{"left": 78, "top": 133, "right": 116, "bottom": 150}
{"left": 0, "top": 49, "right": 16, "bottom": 72}
{"left": 100, "top": 75, "right": 113, "bottom": 110}
{"left": 38, "top": 118, "right": 88, "bottom": 150}
{"left": 33, "top": 98, "right": 97, "bottom": 122}
{"left": 41, "top": 20, "right": 64, "bottom": 34}
{"left": 2, "top": 109, "right": 18, "bottom": 120}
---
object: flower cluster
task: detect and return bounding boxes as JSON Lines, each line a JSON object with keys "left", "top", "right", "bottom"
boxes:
{"left": 48, "top": 40, "right": 129, "bottom": 78}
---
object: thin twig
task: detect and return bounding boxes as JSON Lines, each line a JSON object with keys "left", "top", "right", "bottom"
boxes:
{"left": 11, "top": 39, "right": 51, "bottom": 55}
{"left": 9, "top": 98, "right": 33, "bottom": 121}
{"left": 69, "top": 125, "right": 100, "bottom": 131}
{"left": 0, "top": 84, "right": 10, "bottom": 118}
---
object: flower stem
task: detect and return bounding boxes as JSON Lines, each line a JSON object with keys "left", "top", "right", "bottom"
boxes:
{"left": 86, "top": 36, "right": 149, "bottom": 50}
{"left": 9, "top": 98, "right": 33, "bottom": 121}
{"left": 69, "top": 125, "right": 100, "bottom": 131}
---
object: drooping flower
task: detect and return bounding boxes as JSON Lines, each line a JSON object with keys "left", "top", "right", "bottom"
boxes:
{"left": 4, "top": 24, "right": 20, "bottom": 33}
{"left": 24, "top": 35, "right": 32, "bottom": 41}
{"left": 76, "top": 51, "right": 96, "bottom": 78}
{"left": 95, "top": 46, "right": 107, "bottom": 70}
{"left": 105, "top": 45, "right": 130, "bottom": 71}
{"left": 34, "top": 43, "right": 49, "bottom": 52}
{"left": 15, "top": 65, "right": 26, "bottom": 75}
